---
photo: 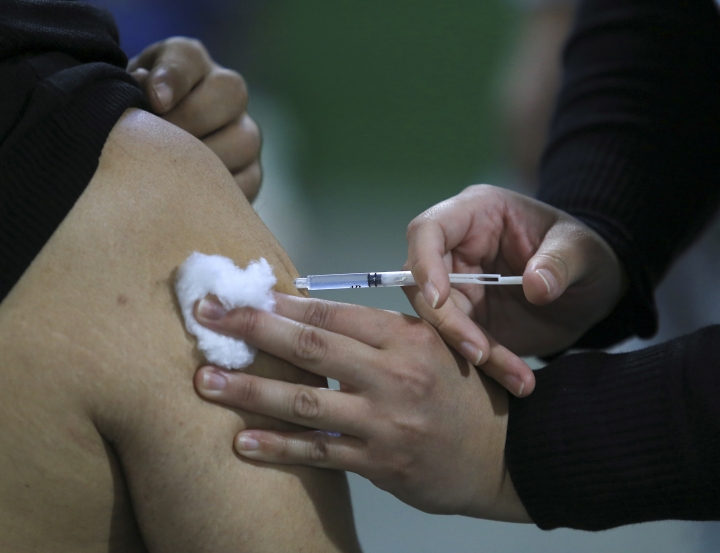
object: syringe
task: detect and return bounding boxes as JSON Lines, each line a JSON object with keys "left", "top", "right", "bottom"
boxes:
{"left": 294, "top": 271, "right": 523, "bottom": 291}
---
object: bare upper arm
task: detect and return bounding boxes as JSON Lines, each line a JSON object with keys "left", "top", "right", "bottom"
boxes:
{"left": 6, "top": 109, "right": 360, "bottom": 552}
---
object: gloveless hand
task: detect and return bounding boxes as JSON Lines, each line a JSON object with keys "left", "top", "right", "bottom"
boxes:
{"left": 193, "top": 293, "right": 531, "bottom": 523}
{"left": 128, "top": 37, "right": 261, "bottom": 200}
{"left": 405, "top": 184, "right": 628, "bottom": 396}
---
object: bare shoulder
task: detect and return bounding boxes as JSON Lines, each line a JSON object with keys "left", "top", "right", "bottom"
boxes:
{"left": 0, "top": 109, "right": 360, "bottom": 552}
{"left": 84, "top": 108, "right": 297, "bottom": 283}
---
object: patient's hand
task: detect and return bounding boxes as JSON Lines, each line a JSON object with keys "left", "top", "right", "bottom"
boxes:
{"left": 128, "top": 37, "right": 262, "bottom": 200}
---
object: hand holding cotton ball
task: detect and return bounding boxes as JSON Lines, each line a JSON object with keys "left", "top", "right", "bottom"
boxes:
{"left": 175, "top": 252, "right": 276, "bottom": 369}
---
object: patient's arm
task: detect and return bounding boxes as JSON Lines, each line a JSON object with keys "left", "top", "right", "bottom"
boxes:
{"left": 2, "top": 109, "right": 360, "bottom": 552}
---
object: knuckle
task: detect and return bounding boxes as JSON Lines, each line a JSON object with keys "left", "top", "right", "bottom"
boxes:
{"left": 241, "top": 117, "right": 262, "bottom": 155}
{"left": 406, "top": 200, "right": 452, "bottom": 242}
{"left": 242, "top": 114, "right": 261, "bottom": 138}
{"left": 388, "top": 361, "right": 437, "bottom": 400}
{"left": 138, "top": 38, "right": 164, "bottom": 58}
{"left": 462, "top": 183, "right": 494, "bottom": 199}
{"left": 303, "top": 300, "right": 334, "bottom": 330}
{"left": 432, "top": 312, "right": 454, "bottom": 340}
{"left": 465, "top": 183, "right": 488, "bottom": 194}
{"left": 292, "top": 388, "right": 323, "bottom": 420}
{"left": 235, "top": 162, "right": 262, "bottom": 202}
{"left": 307, "top": 431, "right": 332, "bottom": 462}
{"left": 225, "top": 68, "right": 248, "bottom": 95}
{"left": 409, "top": 371, "right": 437, "bottom": 399}
{"left": 231, "top": 307, "right": 262, "bottom": 339}
{"left": 246, "top": 160, "right": 262, "bottom": 181}
{"left": 168, "top": 36, "right": 206, "bottom": 56}
{"left": 276, "top": 435, "right": 292, "bottom": 460}
{"left": 409, "top": 317, "right": 443, "bottom": 346}
{"left": 213, "top": 69, "right": 248, "bottom": 105}
{"left": 391, "top": 451, "right": 415, "bottom": 479}
{"left": 159, "top": 61, "right": 192, "bottom": 91}
{"left": 294, "top": 325, "right": 327, "bottom": 363}
{"left": 405, "top": 216, "right": 425, "bottom": 240}
{"left": 242, "top": 112, "right": 259, "bottom": 134}
{"left": 248, "top": 131, "right": 262, "bottom": 158}
{"left": 187, "top": 37, "right": 206, "bottom": 52}
{"left": 393, "top": 414, "right": 429, "bottom": 451}
{"left": 234, "top": 376, "right": 260, "bottom": 405}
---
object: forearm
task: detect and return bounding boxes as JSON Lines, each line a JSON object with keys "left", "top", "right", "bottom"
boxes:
{"left": 506, "top": 326, "right": 720, "bottom": 530}
{"left": 538, "top": 0, "right": 720, "bottom": 346}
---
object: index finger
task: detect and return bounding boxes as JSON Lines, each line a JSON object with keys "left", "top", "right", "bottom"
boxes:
{"left": 196, "top": 300, "right": 379, "bottom": 389}
{"left": 406, "top": 198, "right": 472, "bottom": 310}
{"left": 272, "top": 294, "right": 405, "bottom": 349}
{"left": 128, "top": 38, "right": 211, "bottom": 113}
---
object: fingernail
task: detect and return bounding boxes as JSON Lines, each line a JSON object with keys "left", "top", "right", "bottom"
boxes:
{"left": 200, "top": 368, "right": 227, "bottom": 391}
{"left": 460, "top": 341, "right": 483, "bottom": 366}
{"left": 535, "top": 268, "right": 557, "bottom": 296}
{"left": 130, "top": 67, "right": 149, "bottom": 83}
{"left": 237, "top": 434, "right": 260, "bottom": 451}
{"left": 197, "top": 297, "right": 226, "bottom": 321}
{"left": 424, "top": 281, "right": 439, "bottom": 309}
{"left": 151, "top": 80, "right": 173, "bottom": 111}
{"left": 503, "top": 374, "right": 525, "bottom": 397}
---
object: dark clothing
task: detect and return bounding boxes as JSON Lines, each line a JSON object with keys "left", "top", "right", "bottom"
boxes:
{"left": 506, "top": 0, "right": 720, "bottom": 530}
{"left": 0, "top": 0, "right": 147, "bottom": 302}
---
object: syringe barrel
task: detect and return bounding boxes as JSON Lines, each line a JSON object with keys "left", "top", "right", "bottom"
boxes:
{"left": 294, "top": 272, "right": 418, "bottom": 290}
{"left": 304, "top": 273, "right": 374, "bottom": 290}
{"left": 301, "top": 272, "right": 417, "bottom": 290}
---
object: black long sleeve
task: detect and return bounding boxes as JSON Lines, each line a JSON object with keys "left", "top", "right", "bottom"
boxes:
{"left": 538, "top": 0, "right": 720, "bottom": 348}
{"left": 506, "top": 0, "right": 720, "bottom": 530}
{"left": 0, "top": 0, "right": 147, "bottom": 303}
{"left": 507, "top": 325, "right": 720, "bottom": 530}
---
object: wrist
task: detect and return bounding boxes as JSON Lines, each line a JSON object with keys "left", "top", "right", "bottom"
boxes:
{"left": 460, "top": 377, "right": 532, "bottom": 523}
{"left": 566, "top": 211, "right": 657, "bottom": 348}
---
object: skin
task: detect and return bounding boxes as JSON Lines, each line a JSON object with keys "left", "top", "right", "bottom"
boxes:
{"left": 0, "top": 109, "right": 360, "bottom": 552}
{"left": 404, "top": 184, "right": 627, "bottom": 396}
{"left": 192, "top": 295, "right": 531, "bottom": 523}
{"left": 129, "top": 37, "right": 262, "bottom": 201}
{"left": 190, "top": 185, "right": 625, "bottom": 520}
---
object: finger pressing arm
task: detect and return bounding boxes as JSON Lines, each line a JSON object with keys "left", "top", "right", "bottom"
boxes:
{"left": 194, "top": 293, "right": 531, "bottom": 521}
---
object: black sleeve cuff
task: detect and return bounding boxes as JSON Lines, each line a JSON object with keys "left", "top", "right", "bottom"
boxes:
{"left": 506, "top": 326, "right": 720, "bottom": 530}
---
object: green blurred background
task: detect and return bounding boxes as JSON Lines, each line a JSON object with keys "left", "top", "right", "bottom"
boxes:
{"left": 245, "top": 1, "right": 516, "bottom": 204}
{"left": 242, "top": 1, "right": 524, "bottom": 320}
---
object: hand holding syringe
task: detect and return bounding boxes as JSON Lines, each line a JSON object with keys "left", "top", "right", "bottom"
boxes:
{"left": 294, "top": 271, "right": 522, "bottom": 290}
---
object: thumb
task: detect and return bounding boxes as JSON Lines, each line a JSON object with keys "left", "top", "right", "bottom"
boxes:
{"left": 127, "top": 42, "right": 175, "bottom": 113}
{"left": 129, "top": 67, "right": 149, "bottom": 87}
{"left": 128, "top": 39, "right": 209, "bottom": 114}
{"left": 522, "top": 220, "right": 592, "bottom": 305}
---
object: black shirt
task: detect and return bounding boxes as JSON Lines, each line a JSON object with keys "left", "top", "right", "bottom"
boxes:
{"left": 506, "top": 0, "right": 720, "bottom": 530}
{"left": 0, "top": 0, "right": 147, "bottom": 302}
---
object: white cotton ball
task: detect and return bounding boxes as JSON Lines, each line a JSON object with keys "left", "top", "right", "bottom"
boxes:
{"left": 175, "top": 252, "right": 276, "bottom": 369}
